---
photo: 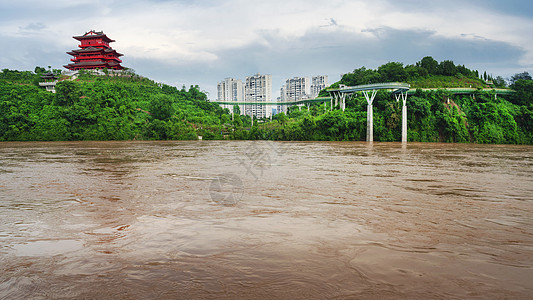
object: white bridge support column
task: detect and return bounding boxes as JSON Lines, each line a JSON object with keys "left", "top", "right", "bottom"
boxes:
{"left": 331, "top": 92, "right": 348, "bottom": 111}
{"left": 395, "top": 91, "right": 408, "bottom": 143}
{"left": 340, "top": 93, "right": 347, "bottom": 111}
{"left": 363, "top": 90, "right": 377, "bottom": 142}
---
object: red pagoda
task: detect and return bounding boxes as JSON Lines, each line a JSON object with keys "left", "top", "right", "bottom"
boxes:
{"left": 64, "top": 30, "right": 124, "bottom": 71}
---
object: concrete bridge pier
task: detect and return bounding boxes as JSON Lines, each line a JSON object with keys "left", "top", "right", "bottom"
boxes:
{"left": 395, "top": 92, "right": 408, "bottom": 143}
{"left": 402, "top": 102, "right": 407, "bottom": 143}
{"left": 363, "top": 90, "right": 377, "bottom": 142}
{"left": 331, "top": 91, "right": 348, "bottom": 111}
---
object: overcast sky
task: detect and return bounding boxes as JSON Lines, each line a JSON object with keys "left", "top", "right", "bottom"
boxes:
{"left": 1, "top": 0, "right": 532, "bottom": 98}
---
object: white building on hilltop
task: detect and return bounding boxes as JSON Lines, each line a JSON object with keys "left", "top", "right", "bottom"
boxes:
{"left": 245, "top": 73, "right": 272, "bottom": 119}
{"left": 311, "top": 75, "right": 329, "bottom": 98}
{"left": 217, "top": 78, "right": 245, "bottom": 114}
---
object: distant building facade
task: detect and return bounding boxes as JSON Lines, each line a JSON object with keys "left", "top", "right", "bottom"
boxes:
{"left": 245, "top": 73, "right": 272, "bottom": 119}
{"left": 285, "top": 77, "right": 311, "bottom": 101}
{"left": 311, "top": 75, "right": 328, "bottom": 98}
{"left": 215, "top": 73, "right": 327, "bottom": 117}
{"left": 279, "top": 76, "right": 311, "bottom": 112}
{"left": 217, "top": 78, "right": 244, "bottom": 114}
{"left": 277, "top": 85, "right": 287, "bottom": 114}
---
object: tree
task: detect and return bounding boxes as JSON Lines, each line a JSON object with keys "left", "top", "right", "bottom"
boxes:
{"left": 510, "top": 72, "right": 532, "bottom": 85}
{"left": 277, "top": 112, "right": 287, "bottom": 126}
{"left": 149, "top": 94, "right": 175, "bottom": 120}
{"left": 34, "top": 66, "right": 46, "bottom": 74}
{"left": 55, "top": 81, "right": 81, "bottom": 106}
{"left": 405, "top": 64, "right": 427, "bottom": 80}
{"left": 456, "top": 65, "right": 474, "bottom": 78}
{"left": 493, "top": 76, "right": 507, "bottom": 88}
{"left": 439, "top": 60, "right": 457, "bottom": 76}
{"left": 418, "top": 56, "right": 439, "bottom": 75}
{"left": 341, "top": 67, "right": 380, "bottom": 86}
{"left": 378, "top": 62, "right": 407, "bottom": 82}
{"left": 510, "top": 79, "right": 533, "bottom": 106}
{"left": 233, "top": 104, "right": 241, "bottom": 115}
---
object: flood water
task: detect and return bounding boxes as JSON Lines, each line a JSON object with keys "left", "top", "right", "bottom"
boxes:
{"left": 0, "top": 141, "right": 532, "bottom": 299}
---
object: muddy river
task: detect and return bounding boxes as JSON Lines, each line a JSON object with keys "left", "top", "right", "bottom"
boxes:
{"left": 0, "top": 141, "right": 532, "bottom": 299}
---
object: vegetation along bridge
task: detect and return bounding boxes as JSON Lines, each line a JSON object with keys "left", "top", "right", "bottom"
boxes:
{"left": 213, "top": 83, "right": 514, "bottom": 143}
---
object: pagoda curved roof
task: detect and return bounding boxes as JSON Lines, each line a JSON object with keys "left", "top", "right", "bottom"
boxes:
{"left": 67, "top": 47, "right": 123, "bottom": 57}
{"left": 64, "top": 60, "right": 124, "bottom": 70}
{"left": 40, "top": 71, "right": 58, "bottom": 79}
{"left": 73, "top": 30, "right": 115, "bottom": 43}
{"left": 68, "top": 61, "right": 122, "bottom": 66}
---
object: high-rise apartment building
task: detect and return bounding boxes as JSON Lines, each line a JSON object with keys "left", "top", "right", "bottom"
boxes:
{"left": 217, "top": 78, "right": 244, "bottom": 114}
{"left": 285, "top": 77, "right": 311, "bottom": 101}
{"left": 277, "top": 85, "right": 287, "bottom": 114}
{"left": 245, "top": 73, "right": 272, "bottom": 119}
{"left": 279, "top": 77, "right": 311, "bottom": 112}
{"left": 311, "top": 75, "right": 329, "bottom": 98}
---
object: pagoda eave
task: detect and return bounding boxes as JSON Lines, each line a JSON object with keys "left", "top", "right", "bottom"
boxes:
{"left": 73, "top": 35, "right": 115, "bottom": 43}
{"left": 64, "top": 61, "right": 124, "bottom": 71}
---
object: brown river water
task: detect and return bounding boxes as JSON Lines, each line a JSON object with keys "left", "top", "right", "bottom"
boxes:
{"left": 0, "top": 141, "right": 532, "bottom": 299}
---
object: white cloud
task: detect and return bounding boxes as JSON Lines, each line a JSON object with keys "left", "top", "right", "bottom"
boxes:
{"left": 1, "top": 0, "right": 532, "bottom": 97}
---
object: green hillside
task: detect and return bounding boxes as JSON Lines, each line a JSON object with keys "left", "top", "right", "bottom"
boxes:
{"left": 326, "top": 56, "right": 504, "bottom": 90}
{"left": 0, "top": 69, "right": 235, "bottom": 141}
{"left": 1, "top": 57, "right": 532, "bottom": 144}
{"left": 264, "top": 57, "right": 532, "bottom": 144}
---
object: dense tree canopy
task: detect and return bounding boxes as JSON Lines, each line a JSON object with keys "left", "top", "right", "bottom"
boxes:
{"left": 0, "top": 69, "right": 226, "bottom": 141}
{"left": 334, "top": 56, "right": 491, "bottom": 89}
{"left": 0, "top": 61, "right": 531, "bottom": 144}
{"left": 510, "top": 72, "right": 532, "bottom": 84}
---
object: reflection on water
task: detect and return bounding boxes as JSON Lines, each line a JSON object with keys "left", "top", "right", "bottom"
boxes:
{"left": 0, "top": 141, "right": 532, "bottom": 299}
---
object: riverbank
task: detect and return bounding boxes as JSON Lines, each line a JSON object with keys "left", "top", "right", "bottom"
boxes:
{"left": 1, "top": 68, "right": 531, "bottom": 144}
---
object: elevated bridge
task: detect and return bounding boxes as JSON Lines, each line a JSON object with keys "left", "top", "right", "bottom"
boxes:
{"left": 211, "top": 97, "right": 332, "bottom": 106}
{"left": 327, "top": 82, "right": 411, "bottom": 142}
{"left": 406, "top": 87, "right": 515, "bottom": 96}
{"left": 212, "top": 83, "right": 515, "bottom": 143}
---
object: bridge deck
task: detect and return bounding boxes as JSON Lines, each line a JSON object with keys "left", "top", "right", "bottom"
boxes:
{"left": 212, "top": 97, "right": 332, "bottom": 106}
{"left": 212, "top": 84, "right": 514, "bottom": 105}
{"left": 406, "top": 87, "right": 515, "bottom": 95}
{"left": 327, "top": 82, "right": 410, "bottom": 93}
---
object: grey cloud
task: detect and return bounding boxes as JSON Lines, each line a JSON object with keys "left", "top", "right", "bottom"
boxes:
{"left": 385, "top": 0, "right": 533, "bottom": 19}
{"left": 19, "top": 22, "right": 47, "bottom": 31}
{"left": 1, "top": 0, "right": 531, "bottom": 99}
{"left": 128, "top": 26, "right": 526, "bottom": 98}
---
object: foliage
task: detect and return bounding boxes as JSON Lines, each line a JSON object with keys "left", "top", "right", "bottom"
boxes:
{"left": 1, "top": 62, "right": 532, "bottom": 144}
{"left": 510, "top": 79, "right": 533, "bottom": 106}
{"left": 0, "top": 69, "right": 227, "bottom": 141}
{"left": 149, "top": 94, "right": 175, "bottom": 120}
{"left": 510, "top": 72, "right": 532, "bottom": 85}
{"left": 339, "top": 56, "right": 486, "bottom": 88}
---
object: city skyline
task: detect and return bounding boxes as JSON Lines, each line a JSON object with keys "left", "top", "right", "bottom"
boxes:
{"left": 1, "top": 0, "right": 532, "bottom": 99}
{"left": 216, "top": 74, "right": 328, "bottom": 117}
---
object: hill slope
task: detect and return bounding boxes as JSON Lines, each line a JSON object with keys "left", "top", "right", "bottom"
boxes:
{"left": 1, "top": 62, "right": 532, "bottom": 144}
{"left": 0, "top": 70, "right": 229, "bottom": 141}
